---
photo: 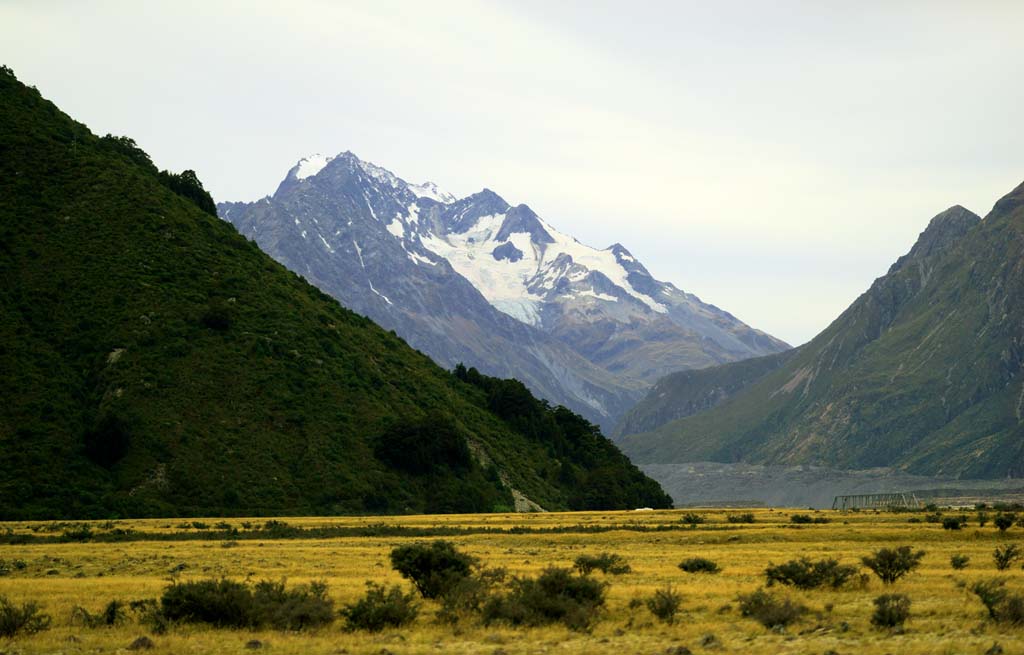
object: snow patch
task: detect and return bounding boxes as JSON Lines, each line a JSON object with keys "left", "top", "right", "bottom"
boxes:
{"left": 407, "top": 251, "right": 435, "bottom": 266}
{"left": 295, "top": 154, "right": 334, "bottom": 180}
{"left": 574, "top": 290, "right": 618, "bottom": 302}
{"left": 386, "top": 217, "right": 405, "bottom": 239}
{"left": 409, "top": 181, "right": 456, "bottom": 204}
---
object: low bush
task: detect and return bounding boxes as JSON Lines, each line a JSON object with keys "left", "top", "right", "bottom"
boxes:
{"left": 765, "top": 558, "right": 858, "bottom": 589}
{"left": 862, "top": 546, "right": 925, "bottom": 584}
{"left": 482, "top": 567, "right": 607, "bottom": 631}
{"left": 950, "top": 554, "right": 970, "bottom": 570}
{"left": 160, "top": 578, "right": 254, "bottom": 628}
{"left": 0, "top": 596, "right": 51, "bottom": 637}
{"left": 574, "top": 553, "right": 631, "bottom": 575}
{"left": 971, "top": 579, "right": 1024, "bottom": 624}
{"left": 251, "top": 580, "right": 335, "bottom": 630}
{"left": 994, "top": 513, "right": 1016, "bottom": 533}
{"left": 681, "top": 512, "right": 706, "bottom": 526}
{"left": 790, "top": 514, "right": 829, "bottom": 524}
{"left": 0, "top": 559, "right": 24, "bottom": 576}
{"left": 71, "top": 600, "right": 128, "bottom": 628}
{"left": 646, "top": 586, "right": 682, "bottom": 624}
{"left": 993, "top": 544, "right": 1022, "bottom": 571}
{"left": 942, "top": 516, "right": 967, "bottom": 531}
{"left": 871, "top": 593, "right": 911, "bottom": 629}
{"left": 679, "top": 557, "right": 721, "bottom": 574}
{"left": 390, "top": 541, "right": 476, "bottom": 599}
{"left": 436, "top": 567, "right": 506, "bottom": 624}
{"left": 341, "top": 583, "right": 418, "bottom": 632}
{"left": 737, "top": 588, "right": 806, "bottom": 629}
{"left": 158, "top": 577, "right": 333, "bottom": 630}
{"left": 726, "top": 513, "right": 755, "bottom": 524}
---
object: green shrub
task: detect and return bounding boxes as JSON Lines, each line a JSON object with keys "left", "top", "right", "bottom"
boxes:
{"left": 950, "top": 554, "right": 970, "bottom": 570}
{"left": 574, "top": 553, "right": 631, "bottom": 575}
{"left": 871, "top": 593, "right": 911, "bottom": 629}
{"left": 862, "top": 546, "right": 925, "bottom": 584}
{"left": 978, "top": 511, "right": 990, "bottom": 527}
{"left": 340, "top": 583, "right": 418, "bottom": 632}
{"left": 158, "top": 578, "right": 333, "bottom": 630}
{"left": 971, "top": 579, "right": 1024, "bottom": 624}
{"left": 390, "top": 541, "right": 476, "bottom": 599}
{"left": 994, "top": 513, "right": 1016, "bottom": 532}
{"left": 765, "top": 558, "right": 858, "bottom": 589}
{"left": 436, "top": 567, "right": 506, "bottom": 624}
{"left": 0, "top": 596, "right": 51, "bottom": 637}
{"left": 726, "top": 513, "right": 755, "bottom": 524}
{"left": 71, "top": 600, "right": 128, "bottom": 628}
{"left": 942, "top": 516, "right": 966, "bottom": 531}
{"left": 646, "top": 585, "right": 682, "bottom": 624}
{"left": 678, "top": 557, "right": 721, "bottom": 574}
{"left": 681, "top": 512, "right": 706, "bottom": 526}
{"left": 482, "top": 567, "right": 607, "bottom": 631}
{"left": 251, "top": 580, "right": 335, "bottom": 630}
{"left": 993, "top": 544, "right": 1022, "bottom": 571}
{"left": 160, "top": 578, "right": 253, "bottom": 627}
{"left": 737, "top": 588, "right": 806, "bottom": 629}
{"left": 790, "top": 514, "right": 829, "bottom": 525}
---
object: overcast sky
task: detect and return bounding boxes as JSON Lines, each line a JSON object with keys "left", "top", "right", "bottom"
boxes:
{"left": 3, "top": 1, "right": 1023, "bottom": 345}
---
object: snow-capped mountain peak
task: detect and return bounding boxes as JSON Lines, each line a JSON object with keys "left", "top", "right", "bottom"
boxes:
{"left": 293, "top": 153, "right": 335, "bottom": 180}
{"left": 220, "top": 151, "right": 790, "bottom": 430}
{"left": 408, "top": 181, "right": 455, "bottom": 204}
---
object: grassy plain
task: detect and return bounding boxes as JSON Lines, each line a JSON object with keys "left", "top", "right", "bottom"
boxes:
{"left": 0, "top": 508, "right": 1020, "bottom": 654}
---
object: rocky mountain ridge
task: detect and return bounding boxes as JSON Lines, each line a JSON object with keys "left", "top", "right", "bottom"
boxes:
{"left": 220, "top": 152, "right": 788, "bottom": 428}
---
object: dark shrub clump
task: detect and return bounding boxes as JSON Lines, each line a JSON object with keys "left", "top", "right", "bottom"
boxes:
{"left": 574, "top": 553, "right": 631, "bottom": 575}
{"left": 681, "top": 512, "right": 706, "bottom": 526}
{"left": 942, "top": 516, "right": 967, "bottom": 531}
{"left": 482, "top": 567, "right": 606, "bottom": 631}
{"left": 871, "top": 593, "right": 911, "bottom": 629}
{"left": 679, "top": 557, "right": 721, "bottom": 574}
{"left": 765, "top": 558, "right": 858, "bottom": 589}
{"left": 436, "top": 567, "right": 507, "bottom": 624}
{"left": 390, "top": 541, "right": 476, "bottom": 599}
{"left": 71, "top": 600, "right": 128, "bottom": 628}
{"left": 340, "top": 583, "right": 419, "bottom": 632}
{"left": 950, "top": 554, "right": 970, "bottom": 570}
{"left": 993, "top": 544, "right": 1022, "bottom": 571}
{"left": 159, "top": 578, "right": 333, "bottom": 630}
{"left": 862, "top": 546, "right": 925, "bottom": 584}
{"left": 0, "top": 596, "right": 52, "bottom": 637}
{"left": 737, "top": 588, "right": 806, "bottom": 629}
{"left": 727, "top": 513, "right": 755, "bottom": 524}
{"left": 790, "top": 514, "right": 829, "bottom": 524}
{"left": 971, "top": 579, "right": 1024, "bottom": 624}
{"left": 646, "top": 585, "right": 682, "bottom": 624}
{"left": 994, "top": 513, "right": 1016, "bottom": 532}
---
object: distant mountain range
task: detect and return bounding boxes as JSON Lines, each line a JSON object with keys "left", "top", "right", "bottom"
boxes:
{"left": 219, "top": 152, "right": 788, "bottom": 429}
{"left": 619, "top": 196, "right": 1024, "bottom": 479}
{"left": 0, "top": 67, "right": 671, "bottom": 519}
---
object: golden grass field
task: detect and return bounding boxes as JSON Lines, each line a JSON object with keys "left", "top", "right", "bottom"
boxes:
{"left": 0, "top": 508, "right": 1021, "bottom": 654}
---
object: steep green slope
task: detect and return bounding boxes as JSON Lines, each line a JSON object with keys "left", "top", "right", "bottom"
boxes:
{"left": 611, "top": 350, "right": 798, "bottom": 440}
{"left": 621, "top": 198, "right": 1024, "bottom": 479}
{"left": 0, "top": 67, "right": 670, "bottom": 519}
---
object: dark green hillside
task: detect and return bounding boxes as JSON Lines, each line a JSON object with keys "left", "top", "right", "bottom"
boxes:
{"left": 0, "top": 67, "right": 669, "bottom": 519}
{"left": 611, "top": 349, "right": 798, "bottom": 440}
{"left": 622, "top": 198, "right": 1024, "bottom": 479}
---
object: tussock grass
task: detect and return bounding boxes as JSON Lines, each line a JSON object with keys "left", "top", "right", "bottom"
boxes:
{"left": 2, "top": 508, "right": 1023, "bottom": 653}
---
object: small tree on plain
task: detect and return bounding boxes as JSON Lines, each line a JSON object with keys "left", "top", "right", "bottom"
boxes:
{"left": 862, "top": 546, "right": 925, "bottom": 584}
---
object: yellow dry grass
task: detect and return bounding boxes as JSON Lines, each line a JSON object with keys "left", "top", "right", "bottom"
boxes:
{"left": 0, "top": 508, "right": 1020, "bottom": 654}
